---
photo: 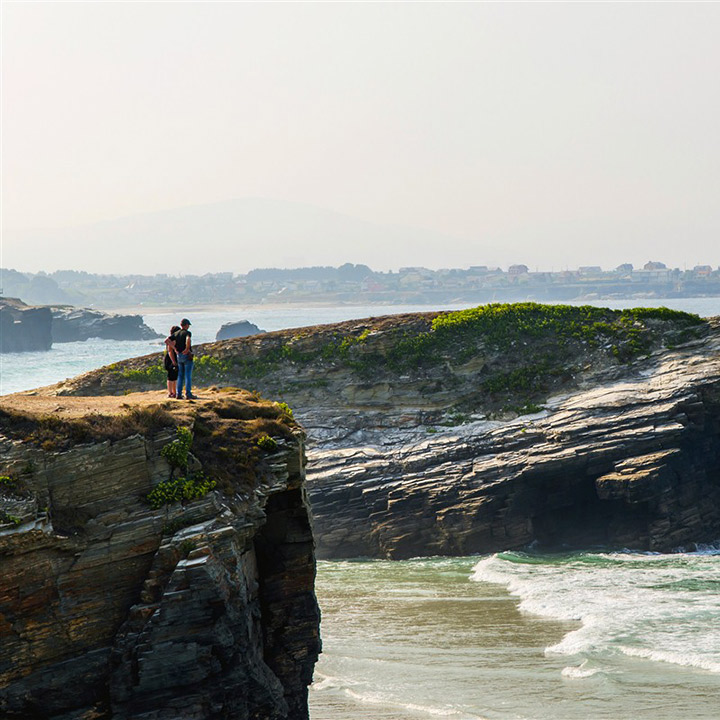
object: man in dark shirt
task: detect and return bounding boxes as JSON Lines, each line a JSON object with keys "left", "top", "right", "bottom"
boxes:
{"left": 174, "top": 318, "right": 196, "bottom": 399}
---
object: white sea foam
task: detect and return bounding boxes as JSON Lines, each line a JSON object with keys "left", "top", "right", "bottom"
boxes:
{"left": 310, "top": 671, "right": 361, "bottom": 692}
{"left": 617, "top": 646, "right": 720, "bottom": 674}
{"left": 471, "top": 550, "right": 720, "bottom": 675}
{"left": 344, "top": 688, "right": 490, "bottom": 720}
{"left": 561, "top": 661, "right": 602, "bottom": 679}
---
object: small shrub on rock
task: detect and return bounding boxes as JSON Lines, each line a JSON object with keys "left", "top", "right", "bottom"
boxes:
{"left": 275, "top": 402, "right": 294, "bottom": 421}
{"left": 147, "top": 471, "right": 217, "bottom": 510}
{"left": 161, "top": 426, "right": 193, "bottom": 470}
{"left": 256, "top": 434, "right": 278, "bottom": 452}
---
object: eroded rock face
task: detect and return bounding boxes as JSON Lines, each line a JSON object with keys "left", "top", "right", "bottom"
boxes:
{"left": 306, "top": 325, "right": 720, "bottom": 558}
{"left": 0, "top": 392, "right": 320, "bottom": 719}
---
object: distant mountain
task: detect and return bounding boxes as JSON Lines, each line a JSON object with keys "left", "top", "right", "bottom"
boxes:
{"left": 4, "top": 198, "right": 466, "bottom": 275}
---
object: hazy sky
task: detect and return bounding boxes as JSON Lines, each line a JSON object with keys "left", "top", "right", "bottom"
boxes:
{"left": 3, "top": 2, "right": 719, "bottom": 273}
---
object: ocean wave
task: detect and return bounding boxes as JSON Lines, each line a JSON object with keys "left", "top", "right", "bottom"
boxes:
{"left": 470, "top": 551, "right": 720, "bottom": 675}
{"left": 618, "top": 646, "right": 720, "bottom": 674}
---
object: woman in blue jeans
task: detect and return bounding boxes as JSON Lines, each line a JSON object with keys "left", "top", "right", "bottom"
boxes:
{"left": 174, "top": 318, "right": 197, "bottom": 399}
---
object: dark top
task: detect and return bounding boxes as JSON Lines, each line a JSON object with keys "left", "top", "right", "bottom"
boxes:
{"left": 173, "top": 328, "right": 191, "bottom": 353}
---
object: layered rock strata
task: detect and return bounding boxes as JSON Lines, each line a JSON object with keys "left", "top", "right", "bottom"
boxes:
{"left": 53, "top": 305, "right": 720, "bottom": 558}
{"left": 307, "top": 340, "right": 720, "bottom": 557}
{"left": 0, "top": 390, "right": 320, "bottom": 719}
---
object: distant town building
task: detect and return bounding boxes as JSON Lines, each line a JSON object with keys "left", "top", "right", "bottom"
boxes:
{"left": 693, "top": 265, "right": 713, "bottom": 276}
{"left": 579, "top": 266, "right": 603, "bottom": 275}
{"left": 508, "top": 264, "right": 529, "bottom": 275}
{"left": 643, "top": 261, "right": 667, "bottom": 271}
{"left": 615, "top": 263, "right": 633, "bottom": 272}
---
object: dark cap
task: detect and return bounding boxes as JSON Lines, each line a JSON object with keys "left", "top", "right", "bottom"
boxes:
{"left": 181, "top": 318, "right": 191, "bottom": 326}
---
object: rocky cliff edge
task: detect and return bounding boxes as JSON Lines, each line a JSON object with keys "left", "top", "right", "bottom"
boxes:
{"left": 0, "top": 389, "right": 320, "bottom": 719}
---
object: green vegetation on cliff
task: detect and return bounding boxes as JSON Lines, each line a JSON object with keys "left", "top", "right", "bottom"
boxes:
{"left": 148, "top": 426, "right": 218, "bottom": 509}
{"left": 388, "top": 303, "right": 705, "bottom": 370}
{"left": 97, "top": 303, "right": 706, "bottom": 418}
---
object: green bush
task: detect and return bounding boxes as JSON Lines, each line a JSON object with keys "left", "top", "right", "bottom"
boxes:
{"left": 161, "top": 426, "right": 193, "bottom": 470}
{"left": 195, "top": 355, "right": 232, "bottom": 381}
{"left": 386, "top": 302, "right": 704, "bottom": 371}
{"left": 257, "top": 434, "right": 278, "bottom": 451}
{"left": 121, "top": 363, "right": 166, "bottom": 384}
{"left": 149, "top": 426, "right": 217, "bottom": 509}
{"left": 275, "top": 402, "right": 294, "bottom": 420}
{"left": 179, "top": 539, "right": 197, "bottom": 558}
{"left": 147, "top": 471, "right": 217, "bottom": 510}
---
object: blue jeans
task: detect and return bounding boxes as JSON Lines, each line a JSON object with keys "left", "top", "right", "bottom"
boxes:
{"left": 177, "top": 354, "right": 193, "bottom": 397}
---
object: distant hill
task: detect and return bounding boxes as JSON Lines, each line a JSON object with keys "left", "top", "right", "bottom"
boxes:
{"left": 4, "top": 198, "right": 464, "bottom": 275}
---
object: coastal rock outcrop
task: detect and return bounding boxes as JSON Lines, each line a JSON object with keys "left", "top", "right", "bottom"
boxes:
{"left": 51, "top": 306, "right": 161, "bottom": 342}
{"left": 216, "top": 320, "right": 267, "bottom": 341}
{"left": 0, "top": 390, "right": 320, "bottom": 719}
{"left": 0, "top": 298, "right": 53, "bottom": 353}
{"left": 306, "top": 343, "right": 720, "bottom": 557}
{"left": 54, "top": 303, "right": 720, "bottom": 558}
{"left": 0, "top": 299, "right": 160, "bottom": 353}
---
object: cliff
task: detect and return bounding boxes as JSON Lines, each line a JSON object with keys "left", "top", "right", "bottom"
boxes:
{"left": 0, "top": 298, "right": 53, "bottom": 353}
{"left": 0, "top": 390, "right": 320, "bottom": 719}
{"left": 0, "top": 298, "right": 161, "bottom": 353}
{"left": 53, "top": 303, "right": 720, "bottom": 558}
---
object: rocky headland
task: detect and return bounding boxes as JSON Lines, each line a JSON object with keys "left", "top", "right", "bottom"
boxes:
{"left": 0, "top": 389, "right": 320, "bottom": 719}
{"left": 0, "top": 298, "right": 53, "bottom": 353}
{"left": 50, "top": 306, "right": 161, "bottom": 343}
{"left": 0, "top": 298, "right": 161, "bottom": 353}
{"left": 53, "top": 303, "right": 720, "bottom": 559}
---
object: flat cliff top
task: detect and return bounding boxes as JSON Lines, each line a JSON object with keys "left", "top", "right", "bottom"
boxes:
{"left": 0, "top": 386, "right": 299, "bottom": 460}
{"left": 0, "top": 388, "right": 199, "bottom": 421}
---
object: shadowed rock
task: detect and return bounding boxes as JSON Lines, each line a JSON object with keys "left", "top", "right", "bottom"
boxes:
{"left": 0, "top": 297, "right": 53, "bottom": 353}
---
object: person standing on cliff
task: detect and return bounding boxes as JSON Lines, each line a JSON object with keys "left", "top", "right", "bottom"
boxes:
{"left": 164, "top": 325, "right": 180, "bottom": 397}
{"left": 174, "top": 318, "right": 197, "bottom": 400}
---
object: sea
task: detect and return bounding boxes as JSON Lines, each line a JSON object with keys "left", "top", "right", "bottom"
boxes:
{"left": 1, "top": 297, "right": 719, "bottom": 720}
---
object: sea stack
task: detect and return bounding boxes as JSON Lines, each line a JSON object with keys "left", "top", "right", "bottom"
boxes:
{"left": 216, "top": 320, "right": 267, "bottom": 341}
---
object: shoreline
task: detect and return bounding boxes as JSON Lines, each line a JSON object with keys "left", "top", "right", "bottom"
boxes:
{"left": 105, "top": 301, "right": 400, "bottom": 315}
